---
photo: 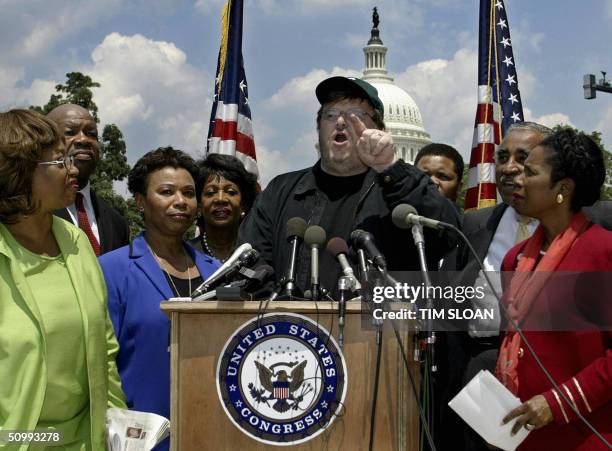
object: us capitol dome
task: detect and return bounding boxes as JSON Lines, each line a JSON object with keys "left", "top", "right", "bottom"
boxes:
{"left": 361, "top": 8, "right": 430, "bottom": 163}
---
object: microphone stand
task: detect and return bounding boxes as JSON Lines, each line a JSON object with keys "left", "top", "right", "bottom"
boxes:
{"left": 284, "top": 237, "right": 300, "bottom": 296}
{"left": 411, "top": 222, "right": 436, "bottom": 443}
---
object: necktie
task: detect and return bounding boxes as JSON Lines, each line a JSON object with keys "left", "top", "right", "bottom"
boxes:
{"left": 514, "top": 214, "right": 533, "bottom": 244}
{"left": 75, "top": 193, "right": 101, "bottom": 256}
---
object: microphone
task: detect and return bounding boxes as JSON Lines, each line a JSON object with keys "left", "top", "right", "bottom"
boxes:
{"left": 190, "top": 246, "right": 259, "bottom": 298}
{"left": 284, "top": 217, "right": 307, "bottom": 296}
{"left": 201, "top": 243, "right": 252, "bottom": 286}
{"left": 337, "top": 276, "right": 350, "bottom": 349}
{"left": 349, "top": 229, "right": 387, "bottom": 270}
{"left": 304, "top": 225, "right": 326, "bottom": 301}
{"left": 391, "top": 203, "right": 453, "bottom": 230}
{"left": 326, "top": 237, "right": 361, "bottom": 291}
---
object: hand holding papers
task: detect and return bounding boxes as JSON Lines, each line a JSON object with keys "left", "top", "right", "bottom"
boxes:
{"left": 448, "top": 370, "right": 530, "bottom": 451}
{"left": 106, "top": 408, "right": 170, "bottom": 451}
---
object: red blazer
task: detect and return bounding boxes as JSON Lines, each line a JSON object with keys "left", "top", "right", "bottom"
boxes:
{"left": 501, "top": 223, "right": 612, "bottom": 450}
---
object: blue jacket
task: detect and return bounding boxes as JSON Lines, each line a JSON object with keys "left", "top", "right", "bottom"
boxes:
{"left": 99, "top": 234, "right": 219, "bottom": 450}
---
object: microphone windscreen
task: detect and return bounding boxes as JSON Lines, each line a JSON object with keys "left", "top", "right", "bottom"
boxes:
{"left": 349, "top": 229, "right": 368, "bottom": 246}
{"left": 256, "top": 265, "right": 275, "bottom": 279}
{"left": 239, "top": 248, "right": 260, "bottom": 266}
{"left": 286, "top": 217, "right": 308, "bottom": 239}
{"left": 392, "top": 204, "right": 418, "bottom": 229}
{"left": 326, "top": 237, "right": 349, "bottom": 257}
{"left": 304, "top": 225, "right": 327, "bottom": 247}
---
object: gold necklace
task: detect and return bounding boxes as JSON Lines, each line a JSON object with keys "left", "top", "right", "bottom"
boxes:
{"left": 147, "top": 242, "right": 192, "bottom": 297}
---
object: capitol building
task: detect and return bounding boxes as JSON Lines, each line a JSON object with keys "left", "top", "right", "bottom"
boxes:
{"left": 360, "top": 10, "right": 430, "bottom": 163}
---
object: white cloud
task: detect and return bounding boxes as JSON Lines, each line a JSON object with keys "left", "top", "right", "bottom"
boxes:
{"left": 266, "top": 67, "right": 361, "bottom": 111}
{"left": 64, "top": 32, "right": 215, "bottom": 161}
{"left": 255, "top": 145, "right": 295, "bottom": 187}
{"left": 0, "top": 66, "right": 56, "bottom": 109}
{"left": 14, "top": 0, "right": 121, "bottom": 58}
{"left": 394, "top": 48, "right": 478, "bottom": 160}
{"left": 524, "top": 111, "right": 574, "bottom": 129}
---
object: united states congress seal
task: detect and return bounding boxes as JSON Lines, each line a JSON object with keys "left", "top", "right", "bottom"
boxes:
{"left": 216, "top": 313, "right": 347, "bottom": 445}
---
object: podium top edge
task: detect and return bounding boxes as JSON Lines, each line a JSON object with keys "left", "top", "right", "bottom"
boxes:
{"left": 160, "top": 300, "right": 367, "bottom": 314}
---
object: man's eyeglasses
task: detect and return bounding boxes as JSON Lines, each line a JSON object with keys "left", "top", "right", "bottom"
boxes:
{"left": 321, "top": 108, "right": 374, "bottom": 122}
{"left": 37, "top": 155, "right": 75, "bottom": 170}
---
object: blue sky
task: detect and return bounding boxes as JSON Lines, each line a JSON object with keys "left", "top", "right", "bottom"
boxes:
{"left": 2, "top": 0, "right": 612, "bottom": 189}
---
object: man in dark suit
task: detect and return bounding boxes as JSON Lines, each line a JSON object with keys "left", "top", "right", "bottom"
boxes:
{"left": 451, "top": 122, "right": 552, "bottom": 450}
{"left": 48, "top": 104, "right": 129, "bottom": 255}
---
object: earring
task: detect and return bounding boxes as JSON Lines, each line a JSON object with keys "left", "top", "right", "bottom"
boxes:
{"left": 556, "top": 193, "right": 564, "bottom": 204}
{"left": 240, "top": 211, "right": 246, "bottom": 218}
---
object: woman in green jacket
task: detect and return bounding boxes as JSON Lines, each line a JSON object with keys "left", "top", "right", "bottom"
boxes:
{"left": 0, "top": 109, "right": 126, "bottom": 450}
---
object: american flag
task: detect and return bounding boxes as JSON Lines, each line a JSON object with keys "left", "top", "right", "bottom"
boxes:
{"left": 273, "top": 382, "right": 290, "bottom": 400}
{"left": 465, "top": 0, "right": 524, "bottom": 211}
{"left": 207, "top": 0, "right": 258, "bottom": 178}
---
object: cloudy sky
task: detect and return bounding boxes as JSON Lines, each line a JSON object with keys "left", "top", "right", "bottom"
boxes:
{"left": 2, "top": 0, "right": 612, "bottom": 189}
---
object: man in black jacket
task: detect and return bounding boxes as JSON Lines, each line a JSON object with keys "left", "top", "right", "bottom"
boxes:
{"left": 48, "top": 104, "right": 129, "bottom": 255}
{"left": 238, "top": 76, "right": 460, "bottom": 296}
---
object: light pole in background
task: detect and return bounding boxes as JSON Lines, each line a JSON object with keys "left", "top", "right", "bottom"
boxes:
{"left": 584, "top": 71, "right": 612, "bottom": 99}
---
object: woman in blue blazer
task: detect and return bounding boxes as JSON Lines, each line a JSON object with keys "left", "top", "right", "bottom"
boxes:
{"left": 100, "top": 147, "right": 219, "bottom": 451}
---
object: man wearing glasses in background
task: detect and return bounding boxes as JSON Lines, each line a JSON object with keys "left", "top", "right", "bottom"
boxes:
{"left": 48, "top": 104, "right": 129, "bottom": 256}
{"left": 239, "top": 76, "right": 459, "bottom": 295}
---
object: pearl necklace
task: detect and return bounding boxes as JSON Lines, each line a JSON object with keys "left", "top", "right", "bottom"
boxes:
{"left": 147, "top": 242, "right": 192, "bottom": 298}
{"left": 201, "top": 231, "right": 228, "bottom": 263}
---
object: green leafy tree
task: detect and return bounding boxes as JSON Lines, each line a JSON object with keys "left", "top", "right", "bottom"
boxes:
{"left": 31, "top": 72, "right": 143, "bottom": 236}
{"left": 31, "top": 72, "right": 101, "bottom": 121}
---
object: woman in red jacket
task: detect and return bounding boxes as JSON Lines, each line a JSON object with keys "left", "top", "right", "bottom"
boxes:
{"left": 496, "top": 130, "right": 612, "bottom": 450}
{"left": 497, "top": 128, "right": 611, "bottom": 450}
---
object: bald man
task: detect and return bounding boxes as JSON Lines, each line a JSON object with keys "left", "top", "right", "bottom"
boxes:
{"left": 49, "top": 104, "right": 129, "bottom": 255}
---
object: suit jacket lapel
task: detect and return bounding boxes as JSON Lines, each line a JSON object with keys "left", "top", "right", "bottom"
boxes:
{"left": 472, "top": 203, "right": 507, "bottom": 261}
{"left": 90, "top": 190, "right": 108, "bottom": 251}
{"left": 54, "top": 207, "right": 75, "bottom": 225}
{"left": 131, "top": 235, "right": 175, "bottom": 300}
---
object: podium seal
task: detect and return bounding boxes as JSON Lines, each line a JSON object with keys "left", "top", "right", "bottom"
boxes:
{"left": 216, "top": 313, "right": 348, "bottom": 445}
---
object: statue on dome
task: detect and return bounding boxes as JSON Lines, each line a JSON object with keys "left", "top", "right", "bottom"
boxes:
{"left": 372, "top": 7, "right": 380, "bottom": 29}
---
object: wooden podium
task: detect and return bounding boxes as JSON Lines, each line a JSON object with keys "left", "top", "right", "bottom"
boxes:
{"left": 161, "top": 300, "right": 420, "bottom": 450}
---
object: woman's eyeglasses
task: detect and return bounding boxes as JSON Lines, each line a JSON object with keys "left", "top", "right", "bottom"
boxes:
{"left": 37, "top": 155, "right": 75, "bottom": 170}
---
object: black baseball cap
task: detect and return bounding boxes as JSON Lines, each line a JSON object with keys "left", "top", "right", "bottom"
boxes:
{"left": 315, "top": 76, "right": 384, "bottom": 116}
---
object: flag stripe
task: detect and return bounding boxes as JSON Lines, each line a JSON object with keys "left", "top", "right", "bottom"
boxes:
{"left": 469, "top": 143, "right": 496, "bottom": 167}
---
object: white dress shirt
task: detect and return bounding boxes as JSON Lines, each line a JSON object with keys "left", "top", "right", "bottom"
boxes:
{"left": 469, "top": 206, "right": 538, "bottom": 337}
{"left": 66, "top": 183, "right": 100, "bottom": 242}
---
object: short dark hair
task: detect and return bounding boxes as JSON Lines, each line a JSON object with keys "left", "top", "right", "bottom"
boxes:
{"left": 540, "top": 128, "right": 605, "bottom": 211}
{"left": 195, "top": 153, "right": 259, "bottom": 214}
{"left": 316, "top": 91, "right": 385, "bottom": 131}
{"left": 414, "top": 143, "right": 464, "bottom": 179}
{"left": 128, "top": 146, "right": 198, "bottom": 196}
{"left": 0, "top": 109, "right": 63, "bottom": 223}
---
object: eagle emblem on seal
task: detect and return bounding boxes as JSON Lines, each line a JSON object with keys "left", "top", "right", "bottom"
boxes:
{"left": 248, "top": 360, "right": 311, "bottom": 413}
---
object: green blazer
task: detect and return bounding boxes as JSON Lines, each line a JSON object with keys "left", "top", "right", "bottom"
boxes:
{"left": 0, "top": 217, "right": 126, "bottom": 450}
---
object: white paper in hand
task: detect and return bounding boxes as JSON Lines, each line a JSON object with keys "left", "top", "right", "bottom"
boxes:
{"left": 448, "top": 370, "right": 530, "bottom": 451}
